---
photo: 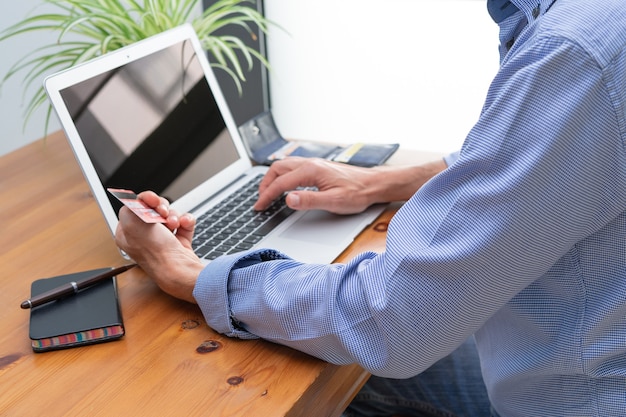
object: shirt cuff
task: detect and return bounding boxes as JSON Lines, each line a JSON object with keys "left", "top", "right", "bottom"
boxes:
{"left": 192, "top": 248, "right": 288, "bottom": 339}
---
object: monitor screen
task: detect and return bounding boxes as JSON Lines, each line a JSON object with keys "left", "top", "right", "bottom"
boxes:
{"left": 59, "top": 39, "right": 240, "bottom": 207}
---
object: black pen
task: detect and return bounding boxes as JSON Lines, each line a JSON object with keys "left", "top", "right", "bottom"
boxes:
{"left": 20, "top": 263, "right": 137, "bottom": 309}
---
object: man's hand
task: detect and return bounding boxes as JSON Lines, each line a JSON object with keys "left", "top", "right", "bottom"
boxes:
{"left": 254, "top": 156, "right": 448, "bottom": 214}
{"left": 115, "top": 191, "right": 204, "bottom": 303}
{"left": 254, "top": 157, "right": 383, "bottom": 214}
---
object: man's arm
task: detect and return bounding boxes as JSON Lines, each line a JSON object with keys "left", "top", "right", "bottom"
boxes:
{"left": 114, "top": 156, "right": 449, "bottom": 301}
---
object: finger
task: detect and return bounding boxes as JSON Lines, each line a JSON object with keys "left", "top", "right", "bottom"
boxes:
{"left": 114, "top": 217, "right": 127, "bottom": 250}
{"left": 118, "top": 205, "right": 145, "bottom": 227}
{"left": 137, "top": 190, "right": 161, "bottom": 206}
{"left": 115, "top": 207, "right": 147, "bottom": 250}
{"left": 257, "top": 157, "right": 305, "bottom": 193}
{"left": 137, "top": 191, "right": 170, "bottom": 216}
{"left": 175, "top": 213, "right": 196, "bottom": 248}
{"left": 254, "top": 183, "right": 285, "bottom": 211}
{"left": 255, "top": 162, "right": 316, "bottom": 210}
{"left": 164, "top": 208, "right": 183, "bottom": 232}
{"left": 287, "top": 189, "right": 365, "bottom": 214}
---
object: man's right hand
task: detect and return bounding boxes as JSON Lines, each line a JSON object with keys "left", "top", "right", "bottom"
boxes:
{"left": 253, "top": 157, "right": 381, "bottom": 214}
{"left": 254, "top": 156, "right": 449, "bottom": 215}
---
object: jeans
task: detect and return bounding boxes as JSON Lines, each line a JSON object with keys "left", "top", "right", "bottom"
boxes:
{"left": 343, "top": 337, "right": 495, "bottom": 417}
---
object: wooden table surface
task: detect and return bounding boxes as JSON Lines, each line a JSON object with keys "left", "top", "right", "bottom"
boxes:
{"left": 0, "top": 131, "right": 441, "bottom": 416}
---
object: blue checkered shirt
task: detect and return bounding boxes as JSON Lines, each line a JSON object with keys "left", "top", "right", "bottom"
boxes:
{"left": 194, "top": 0, "right": 626, "bottom": 415}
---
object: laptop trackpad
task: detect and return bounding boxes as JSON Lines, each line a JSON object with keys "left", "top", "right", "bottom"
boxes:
{"left": 278, "top": 210, "right": 366, "bottom": 244}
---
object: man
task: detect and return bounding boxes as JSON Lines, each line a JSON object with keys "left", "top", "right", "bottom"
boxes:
{"left": 115, "top": 0, "right": 626, "bottom": 415}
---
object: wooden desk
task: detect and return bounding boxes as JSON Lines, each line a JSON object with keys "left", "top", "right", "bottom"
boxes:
{"left": 0, "top": 131, "right": 440, "bottom": 416}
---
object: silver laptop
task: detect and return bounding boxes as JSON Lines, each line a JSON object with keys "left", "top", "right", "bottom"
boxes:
{"left": 44, "top": 24, "right": 385, "bottom": 264}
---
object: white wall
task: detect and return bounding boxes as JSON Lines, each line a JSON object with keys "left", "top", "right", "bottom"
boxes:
{"left": 0, "top": 1, "right": 60, "bottom": 156}
{"left": 265, "top": 0, "right": 499, "bottom": 154}
{"left": 0, "top": 0, "right": 499, "bottom": 157}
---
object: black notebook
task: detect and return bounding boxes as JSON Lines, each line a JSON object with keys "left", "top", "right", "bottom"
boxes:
{"left": 28, "top": 268, "right": 125, "bottom": 352}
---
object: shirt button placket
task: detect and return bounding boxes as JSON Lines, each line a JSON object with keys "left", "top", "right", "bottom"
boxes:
{"left": 532, "top": 4, "right": 541, "bottom": 19}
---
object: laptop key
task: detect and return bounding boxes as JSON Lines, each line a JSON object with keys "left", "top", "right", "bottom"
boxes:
{"left": 193, "top": 174, "right": 294, "bottom": 260}
{"left": 253, "top": 206, "right": 295, "bottom": 236}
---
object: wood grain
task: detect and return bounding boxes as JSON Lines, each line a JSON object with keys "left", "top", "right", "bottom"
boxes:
{"left": 0, "top": 132, "right": 435, "bottom": 416}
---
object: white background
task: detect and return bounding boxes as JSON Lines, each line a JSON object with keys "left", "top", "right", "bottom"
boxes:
{"left": 265, "top": 0, "right": 499, "bottom": 154}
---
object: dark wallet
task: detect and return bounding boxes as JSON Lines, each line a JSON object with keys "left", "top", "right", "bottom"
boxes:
{"left": 238, "top": 111, "right": 399, "bottom": 167}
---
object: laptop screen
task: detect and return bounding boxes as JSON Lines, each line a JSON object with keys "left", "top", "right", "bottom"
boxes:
{"left": 59, "top": 39, "right": 240, "bottom": 208}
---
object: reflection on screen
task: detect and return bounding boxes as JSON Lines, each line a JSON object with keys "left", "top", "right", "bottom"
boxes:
{"left": 59, "top": 40, "right": 240, "bottom": 208}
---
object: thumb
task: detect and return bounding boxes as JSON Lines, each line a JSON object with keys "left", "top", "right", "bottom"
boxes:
{"left": 285, "top": 190, "right": 333, "bottom": 212}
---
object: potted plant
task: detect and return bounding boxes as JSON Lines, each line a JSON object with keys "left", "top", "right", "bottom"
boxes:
{"left": 0, "top": 0, "right": 273, "bottom": 132}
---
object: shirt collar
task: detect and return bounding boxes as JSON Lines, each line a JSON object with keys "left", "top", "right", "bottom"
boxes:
{"left": 488, "top": 0, "right": 519, "bottom": 23}
{"left": 491, "top": 0, "right": 558, "bottom": 59}
{"left": 494, "top": 0, "right": 557, "bottom": 24}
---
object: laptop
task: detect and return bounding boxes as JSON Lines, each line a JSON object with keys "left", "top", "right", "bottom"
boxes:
{"left": 44, "top": 24, "right": 386, "bottom": 264}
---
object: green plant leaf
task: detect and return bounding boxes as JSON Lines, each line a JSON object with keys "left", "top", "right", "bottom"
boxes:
{"left": 1, "top": 0, "right": 275, "bottom": 133}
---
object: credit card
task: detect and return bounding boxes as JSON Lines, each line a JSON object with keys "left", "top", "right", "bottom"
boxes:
{"left": 107, "top": 188, "right": 167, "bottom": 223}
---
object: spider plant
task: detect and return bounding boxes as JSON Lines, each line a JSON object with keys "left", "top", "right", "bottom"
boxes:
{"left": 0, "top": 0, "right": 273, "bottom": 134}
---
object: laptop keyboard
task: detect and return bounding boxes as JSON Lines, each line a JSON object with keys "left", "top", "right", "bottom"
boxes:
{"left": 192, "top": 174, "right": 295, "bottom": 260}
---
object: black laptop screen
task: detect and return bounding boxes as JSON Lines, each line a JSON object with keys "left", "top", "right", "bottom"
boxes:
{"left": 59, "top": 40, "right": 240, "bottom": 209}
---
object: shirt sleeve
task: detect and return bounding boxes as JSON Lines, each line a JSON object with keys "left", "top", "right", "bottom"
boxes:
{"left": 193, "top": 35, "right": 626, "bottom": 378}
